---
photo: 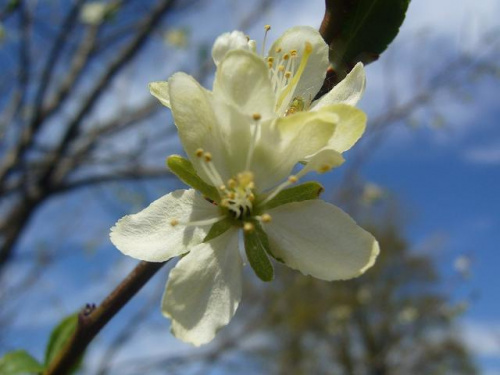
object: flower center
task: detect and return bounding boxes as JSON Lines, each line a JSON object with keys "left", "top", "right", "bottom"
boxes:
{"left": 220, "top": 171, "right": 256, "bottom": 219}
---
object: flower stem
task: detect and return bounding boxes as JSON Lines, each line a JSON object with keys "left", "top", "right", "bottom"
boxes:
{"left": 43, "top": 260, "right": 168, "bottom": 375}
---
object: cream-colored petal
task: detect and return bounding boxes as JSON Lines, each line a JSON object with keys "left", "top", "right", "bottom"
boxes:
{"left": 168, "top": 72, "right": 230, "bottom": 184}
{"left": 269, "top": 26, "right": 329, "bottom": 109}
{"left": 162, "top": 229, "right": 242, "bottom": 346}
{"left": 266, "top": 200, "right": 379, "bottom": 281}
{"left": 149, "top": 81, "right": 171, "bottom": 108}
{"left": 313, "top": 104, "right": 367, "bottom": 154}
{"left": 312, "top": 62, "right": 366, "bottom": 109}
{"left": 213, "top": 49, "right": 276, "bottom": 120}
{"left": 251, "top": 111, "right": 335, "bottom": 190}
{"left": 110, "top": 189, "right": 219, "bottom": 262}
{"left": 212, "top": 30, "right": 251, "bottom": 65}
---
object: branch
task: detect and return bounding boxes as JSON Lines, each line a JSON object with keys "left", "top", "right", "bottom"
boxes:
{"left": 44, "top": 260, "right": 168, "bottom": 375}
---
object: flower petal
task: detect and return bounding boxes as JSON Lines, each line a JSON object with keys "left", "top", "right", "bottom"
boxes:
{"left": 213, "top": 49, "right": 276, "bottom": 120}
{"left": 162, "top": 229, "right": 242, "bottom": 346}
{"left": 268, "top": 26, "right": 329, "bottom": 106}
{"left": 312, "top": 62, "right": 366, "bottom": 109}
{"left": 265, "top": 200, "right": 379, "bottom": 281}
{"left": 212, "top": 30, "right": 251, "bottom": 65}
{"left": 168, "top": 72, "right": 229, "bottom": 184}
{"left": 149, "top": 81, "right": 170, "bottom": 108}
{"left": 316, "top": 103, "right": 367, "bottom": 153}
{"left": 251, "top": 111, "right": 335, "bottom": 190}
{"left": 110, "top": 189, "right": 219, "bottom": 262}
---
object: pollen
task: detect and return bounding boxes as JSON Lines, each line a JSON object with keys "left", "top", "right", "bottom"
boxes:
{"left": 288, "top": 175, "right": 298, "bottom": 183}
{"left": 290, "top": 49, "right": 297, "bottom": 56}
{"left": 170, "top": 219, "right": 179, "bottom": 227}
{"left": 283, "top": 53, "right": 290, "bottom": 60}
{"left": 267, "top": 57, "right": 274, "bottom": 63}
{"left": 278, "top": 65, "right": 285, "bottom": 72}
{"left": 195, "top": 148, "right": 204, "bottom": 157}
{"left": 252, "top": 113, "right": 262, "bottom": 121}
{"left": 264, "top": 24, "right": 271, "bottom": 31}
{"left": 261, "top": 213, "right": 272, "bottom": 223}
{"left": 284, "top": 71, "right": 292, "bottom": 79}
{"left": 243, "top": 222, "right": 255, "bottom": 233}
{"left": 204, "top": 152, "right": 212, "bottom": 162}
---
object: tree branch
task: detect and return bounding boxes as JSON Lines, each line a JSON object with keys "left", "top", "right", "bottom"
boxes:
{"left": 44, "top": 260, "right": 168, "bottom": 375}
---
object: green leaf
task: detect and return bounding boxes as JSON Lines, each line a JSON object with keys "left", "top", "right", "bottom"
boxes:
{"left": 258, "top": 182, "right": 324, "bottom": 211}
{"left": 167, "top": 155, "right": 220, "bottom": 203}
{"left": 325, "top": 0, "right": 410, "bottom": 74}
{"left": 44, "top": 314, "right": 78, "bottom": 367}
{"left": 203, "top": 217, "right": 233, "bottom": 242}
{"left": 243, "top": 221, "right": 274, "bottom": 282}
{"left": 0, "top": 350, "right": 44, "bottom": 374}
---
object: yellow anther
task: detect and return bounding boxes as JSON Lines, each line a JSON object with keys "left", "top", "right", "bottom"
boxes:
{"left": 195, "top": 148, "right": 204, "bottom": 157}
{"left": 228, "top": 178, "right": 236, "bottom": 188}
{"left": 288, "top": 175, "right": 298, "bottom": 183}
{"left": 228, "top": 192, "right": 236, "bottom": 199}
{"left": 267, "top": 56, "right": 274, "bottom": 63}
{"left": 204, "top": 152, "right": 212, "bottom": 162}
{"left": 290, "top": 49, "right": 297, "bottom": 56}
{"left": 261, "top": 213, "right": 272, "bottom": 223}
{"left": 243, "top": 222, "right": 255, "bottom": 233}
{"left": 283, "top": 53, "right": 290, "bottom": 60}
{"left": 284, "top": 71, "right": 292, "bottom": 79}
{"left": 252, "top": 113, "right": 262, "bottom": 121}
{"left": 264, "top": 24, "right": 271, "bottom": 31}
{"left": 275, "top": 47, "right": 282, "bottom": 53}
{"left": 278, "top": 65, "right": 285, "bottom": 72}
{"left": 170, "top": 219, "right": 179, "bottom": 227}
{"left": 268, "top": 62, "right": 274, "bottom": 68}
{"left": 219, "top": 184, "right": 227, "bottom": 191}
{"left": 237, "top": 171, "right": 254, "bottom": 186}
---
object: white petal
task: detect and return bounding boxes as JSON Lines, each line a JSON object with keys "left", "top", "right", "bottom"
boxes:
{"left": 312, "top": 63, "right": 366, "bottom": 110}
{"left": 213, "top": 49, "right": 276, "bottom": 120}
{"left": 110, "top": 189, "right": 219, "bottom": 262}
{"left": 212, "top": 30, "right": 251, "bottom": 65}
{"left": 251, "top": 111, "right": 335, "bottom": 190}
{"left": 266, "top": 200, "right": 379, "bottom": 281}
{"left": 162, "top": 229, "right": 242, "bottom": 346}
{"left": 168, "top": 72, "right": 230, "bottom": 184}
{"left": 269, "top": 26, "right": 329, "bottom": 106}
{"left": 149, "top": 81, "right": 170, "bottom": 108}
{"left": 324, "top": 104, "right": 367, "bottom": 153}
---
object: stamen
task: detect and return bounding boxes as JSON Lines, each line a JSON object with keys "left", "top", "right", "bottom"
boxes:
{"left": 243, "top": 222, "right": 255, "bottom": 233}
{"left": 195, "top": 148, "right": 204, "bottom": 158}
{"left": 262, "top": 24, "right": 271, "bottom": 56}
{"left": 246, "top": 113, "right": 261, "bottom": 170}
{"left": 261, "top": 213, "right": 272, "bottom": 223}
{"left": 276, "top": 42, "right": 313, "bottom": 114}
{"left": 260, "top": 175, "right": 299, "bottom": 206}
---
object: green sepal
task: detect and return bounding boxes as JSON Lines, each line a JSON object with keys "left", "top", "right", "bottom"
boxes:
{"left": 243, "top": 220, "right": 274, "bottom": 282}
{"left": 167, "top": 155, "right": 220, "bottom": 203}
{"left": 203, "top": 217, "right": 233, "bottom": 243}
{"left": 325, "top": 0, "right": 410, "bottom": 74}
{"left": 257, "top": 181, "right": 324, "bottom": 212}
{"left": 0, "top": 350, "right": 44, "bottom": 374}
{"left": 44, "top": 313, "right": 82, "bottom": 374}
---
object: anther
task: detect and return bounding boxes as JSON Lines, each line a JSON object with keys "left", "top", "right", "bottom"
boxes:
{"left": 204, "top": 152, "right": 212, "bottom": 162}
{"left": 264, "top": 25, "right": 271, "bottom": 31}
{"left": 219, "top": 184, "right": 227, "bottom": 191}
{"left": 267, "top": 57, "right": 274, "bottom": 63}
{"left": 252, "top": 113, "right": 262, "bottom": 121}
{"left": 284, "top": 71, "right": 292, "bottom": 79}
{"left": 304, "top": 41, "right": 313, "bottom": 53}
{"left": 275, "top": 47, "right": 282, "bottom": 53}
{"left": 288, "top": 175, "right": 298, "bottom": 183}
{"left": 278, "top": 65, "right": 285, "bottom": 72}
{"left": 261, "top": 213, "right": 272, "bottom": 223}
{"left": 170, "top": 219, "right": 179, "bottom": 227}
{"left": 195, "top": 148, "right": 204, "bottom": 157}
{"left": 243, "top": 222, "right": 255, "bottom": 233}
{"left": 283, "top": 53, "right": 290, "bottom": 60}
{"left": 228, "top": 179, "right": 236, "bottom": 188}
{"left": 290, "top": 49, "right": 297, "bottom": 56}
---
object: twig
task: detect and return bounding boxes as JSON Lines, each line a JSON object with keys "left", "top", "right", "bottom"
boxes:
{"left": 43, "top": 260, "right": 167, "bottom": 375}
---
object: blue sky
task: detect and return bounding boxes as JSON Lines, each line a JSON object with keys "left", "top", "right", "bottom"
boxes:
{"left": 2, "top": 0, "right": 500, "bottom": 373}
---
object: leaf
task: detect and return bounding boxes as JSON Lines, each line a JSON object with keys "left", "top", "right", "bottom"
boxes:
{"left": 44, "top": 313, "right": 78, "bottom": 367}
{"left": 243, "top": 221, "right": 274, "bottom": 282}
{"left": 258, "top": 182, "right": 324, "bottom": 211}
{"left": 0, "top": 350, "right": 44, "bottom": 374}
{"left": 325, "top": 0, "right": 410, "bottom": 73}
{"left": 167, "top": 155, "right": 220, "bottom": 203}
{"left": 203, "top": 217, "right": 233, "bottom": 242}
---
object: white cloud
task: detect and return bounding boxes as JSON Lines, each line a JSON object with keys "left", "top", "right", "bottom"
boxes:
{"left": 460, "top": 320, "right": 500, "bottom": 358}
{"left": 464, "top": 141, "right": 500, "bottom": 164}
